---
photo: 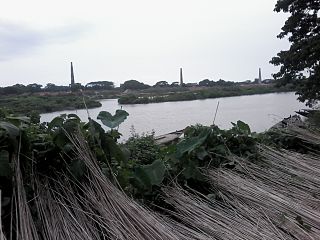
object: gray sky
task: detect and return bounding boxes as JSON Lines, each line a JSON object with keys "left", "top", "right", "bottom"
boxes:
{"left": 0, "top": 0, "right": 289, "bottom": 87}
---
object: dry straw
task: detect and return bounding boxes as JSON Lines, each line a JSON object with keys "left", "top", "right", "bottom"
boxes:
{"left": 12, "top": 155, "right": 40, "bottom": 240}
{"left": 0, "top": 190, "right": 6, "bottom": 240}
{"left": 208, "top": 145, "right": 320, "bottom": 239}
{"left": 165, "top": 185, "right": 292, "bottom": 240}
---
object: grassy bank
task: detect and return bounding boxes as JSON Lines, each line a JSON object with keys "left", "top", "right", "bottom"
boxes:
{"left": 0, "top": 93, "right": 102, "bottom": 114}
{"left": 118, "top": 84, "right": 293, "bottom": 104}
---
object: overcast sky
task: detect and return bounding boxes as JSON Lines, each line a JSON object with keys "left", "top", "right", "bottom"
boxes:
{"left": 0, "top": 0, "right": 289, "bottom": 87}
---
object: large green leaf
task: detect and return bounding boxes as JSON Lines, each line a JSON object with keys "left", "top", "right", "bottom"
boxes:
{"left": 237, "top": 120, "right": 251, "bottom": 134}
{"left": 0, "top": 121, "right": 20, "bottom": 138}
{"left": 0, "top": 150, "right": 11, "bottom": 177}
{"left": 48, "top": 116, "right": 64, "bottom": 130}
{"left": 6, "top": 116, "right": 30, "bottom": 125}
{"left": 232, "top": 120, "right": 251, "bottom": 134}
{"left": 134, "top": 160, "right": 165, "bottom": 189}
{"left": 182, "top": 159, "right": 203, "bottom": 180}
{"left": 176, "top": 130, "right": 209, "bottom": 157}
{"left": 104, "top": 136, "right": 127, "bottom": 164}
{"left": 97, "top": 110, "right": 129, "bottom": 129}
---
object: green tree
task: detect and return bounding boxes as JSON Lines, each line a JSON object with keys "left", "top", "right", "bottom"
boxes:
{"left": 120, "top": 80, "right": 150, "bottom": 90}
{"left": 2, "top": 84, "right": 26, "bottom": 95}
{"left": 154, "top": 81, "right": 169, "bottom": 87}
{"left": 270, "top": 0, "right": 320, "bottom": 106}
{"left": 27, "top": 83, "right": 42, "bottom": 93}
{"left": 199, "top": 79, "right": 213, "bottom": 87}
{"left": 85, "top": 81, "right": 114, "bottom": 90}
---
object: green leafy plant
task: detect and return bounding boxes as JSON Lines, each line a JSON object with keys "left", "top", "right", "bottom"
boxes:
{"left": 97, "top": 110, "right": 129, "bottom": 129}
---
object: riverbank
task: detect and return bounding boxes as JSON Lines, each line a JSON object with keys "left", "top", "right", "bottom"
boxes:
{"left": 0, "top": 93, "right": 102, "bottom": 115}
{"left": 118, "top": 84, "right": 293, "bottom": 104}
{"left": 0, "top": 84, "right": 294, "bottom": 115}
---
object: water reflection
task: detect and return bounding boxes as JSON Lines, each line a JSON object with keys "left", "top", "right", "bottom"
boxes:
{"left": 41, "top": 92, "right": 307, "bottom": 140}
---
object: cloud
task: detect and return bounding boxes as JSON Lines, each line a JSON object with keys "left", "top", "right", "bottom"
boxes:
{"left": 0, "top": 21, "right": 91, "bottom": 61}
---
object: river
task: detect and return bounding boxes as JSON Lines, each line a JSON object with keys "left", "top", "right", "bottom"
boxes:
{"left": 41, "top": 92, "right": 307, "bottom": 140}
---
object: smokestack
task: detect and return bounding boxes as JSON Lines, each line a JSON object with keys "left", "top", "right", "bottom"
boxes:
{"left": 180, "top": 68, "right": 183, "bottom": 86}
{"left": 259, "top": 68, "right": 262, "bottom": 84}
{"left": 71, "top": 62, "right": 75, "bottom": 86}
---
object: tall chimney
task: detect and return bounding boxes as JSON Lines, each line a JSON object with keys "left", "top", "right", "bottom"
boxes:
{"left": 258, "top": 68, "right": 262, "bottom": 84}
{"left": 180, "top": 68, "right": 183, "bottom": 86}
{"left": 71, "top": 62, "right": 75, "bottom": 86}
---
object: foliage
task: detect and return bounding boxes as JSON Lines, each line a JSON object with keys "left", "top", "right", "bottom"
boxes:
{"left": 270, "top": 0, "right": 320, "bottom": 106}
{"left": 151, "top": 121, "right": 260, "bottom": 195}
{"left": 97, "top": 110, "right": 129, "bottom": 129}
{"left": 125, "top": 132, "right": 160, "bottom": 165}
{"left": 154, "top": 81, "right": 170, "bottom": 88}
{"left": 85, "top": 81, "right": 114, "bottom": 90}
{"left": 134, "top": 160, "right": 166, "bottom": 189}
{"left": 120, "top": 80, "right": 150, "bottom": 90}
{"left": 118, "top": 84, "right": 292, "bottom": 104}
{"left": 0, "top": 94, "right": 101, "bottom": 114}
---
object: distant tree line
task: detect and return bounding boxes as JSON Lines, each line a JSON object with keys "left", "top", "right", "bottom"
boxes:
{"left": 0, "top": 78, "right": 275, "bottom": 96}
{"left": 0, "top": 81, "right": 115, "bottom": 96}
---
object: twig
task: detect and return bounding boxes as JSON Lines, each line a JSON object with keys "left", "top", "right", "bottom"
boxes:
{"left": 81, "top": 90, "right": 91, "bottom": 120}
{"left": 213, "top": 101, "right": 220, "bottom": 125}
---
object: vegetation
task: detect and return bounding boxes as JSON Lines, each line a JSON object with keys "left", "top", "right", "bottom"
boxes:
{"left": 85, "top": 81, "right": 114, "bottom": 90}
{"left": 0, "top": 94, "right": 101, "bottom": 114}
{"left": 120, "top": 80, "right": 150, "bottom": 90}
{"left": 271, "top": 0, "right": 320, "bottom": 106}
{"left": 1, "top": 106, "right": 320, "bottom": 239}
{"left": 118, "top": 84, "right": 293, "bottom": 104}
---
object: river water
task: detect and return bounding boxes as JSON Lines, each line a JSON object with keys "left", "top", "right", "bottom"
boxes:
{"left": 41, "top": 92, "right": 307, "bottom": 140}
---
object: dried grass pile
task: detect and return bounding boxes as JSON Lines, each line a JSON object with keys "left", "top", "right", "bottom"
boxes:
{"left": 0, "top": 190, "right": 6, "bottom": 240}
{"left": 286, "top": 125, "right": 320, "bottom": 146}
{"left": 165, "top": 185, "right": 290, "bottom": 240}
{"left": 207, "top": 147, "right": 320, "bottom": 239}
